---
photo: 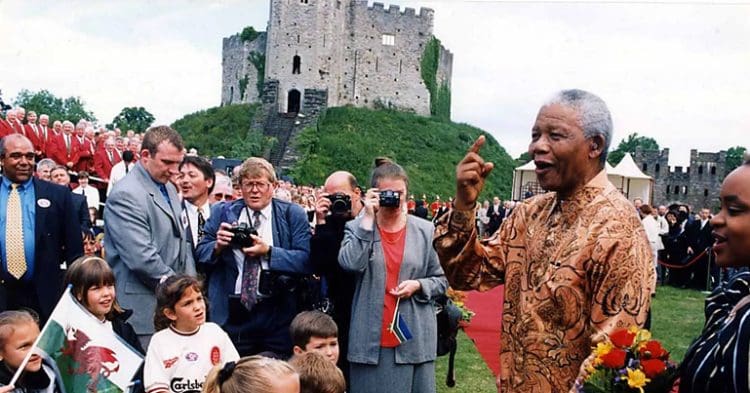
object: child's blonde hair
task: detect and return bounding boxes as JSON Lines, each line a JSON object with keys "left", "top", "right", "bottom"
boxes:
{"left": 203, "top": 356, "right": 298, "bottom": 393}
{"left": 0, "top": 310, "right": 38, "bottom": 348}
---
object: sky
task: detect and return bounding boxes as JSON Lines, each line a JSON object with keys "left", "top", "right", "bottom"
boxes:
{"left": 1, "top": 0, "right": 748, "bottom": 167}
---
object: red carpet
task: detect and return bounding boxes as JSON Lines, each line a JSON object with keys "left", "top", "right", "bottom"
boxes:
{"left": 463, "top": 285, "right": 504, "bottom": 376}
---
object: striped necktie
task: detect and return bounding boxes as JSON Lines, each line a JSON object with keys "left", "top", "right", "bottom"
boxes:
{"left": 6, "top": 184, "right": 27, "bottom": 279}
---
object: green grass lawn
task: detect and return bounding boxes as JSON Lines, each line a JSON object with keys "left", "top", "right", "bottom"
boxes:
{"left": 435, "top": 285, "right": 706, "bottom": 392}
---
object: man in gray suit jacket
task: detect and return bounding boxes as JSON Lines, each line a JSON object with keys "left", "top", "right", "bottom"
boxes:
{"left": 104, "top": 126, "right": 196, "bottom": 346}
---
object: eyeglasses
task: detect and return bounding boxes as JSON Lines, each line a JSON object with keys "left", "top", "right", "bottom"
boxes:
{"left": 4, "top": 153, "right": 36, "bottom": 161}
{"left": 241, "top": 181, "right": 272, "bottom": 192}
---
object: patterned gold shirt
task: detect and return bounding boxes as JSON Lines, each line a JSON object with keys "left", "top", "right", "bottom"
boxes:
{"left": 434, "top": 171, "right": 654, "bottom": 392}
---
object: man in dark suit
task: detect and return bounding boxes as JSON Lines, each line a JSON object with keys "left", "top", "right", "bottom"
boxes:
{"left": 49, "top": 165, "right": 92, "bottom": 234}
{"left": 309, "top": 170, "right": 363, "bottom": 384}
{"left": 178, "top": 155, "right": 215, "bottom": 255}
{"left": 0, "top": 134, "right": 83, "bottom": 322}
{"left": 196, "top": 157, "right": 312, "bottom": 358}
{"left": 487, "top": 196, "right": 504, "bottom": 236}
{"left": 686, "top": 207, "right": 714, "bottom": 289}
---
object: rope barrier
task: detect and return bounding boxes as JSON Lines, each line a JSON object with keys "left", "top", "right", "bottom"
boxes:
{"left": 656, "top": 247, "right": 710, "bottom": 269}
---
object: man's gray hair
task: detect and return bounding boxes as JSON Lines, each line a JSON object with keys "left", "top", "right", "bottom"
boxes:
{"left": 546, "top": 89, "right": 613, "bottom": 164}
{"left": 37, "top": 158, "right": 57, "bottom": 171}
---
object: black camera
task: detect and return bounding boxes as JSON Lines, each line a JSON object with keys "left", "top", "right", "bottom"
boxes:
{"left": 379, "top": 190, "right": 401, "bottom": 208}
{"left": 228, "top": 223, "right": 257, "bottom": 248}
{"left": 257, "top": 270, "right": 301, "bottom": 298}
{"left": 327, "top": 193, "right": 351, "bottom": 215}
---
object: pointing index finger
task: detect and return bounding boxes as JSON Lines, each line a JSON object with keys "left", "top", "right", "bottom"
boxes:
{"left": 468, "top": 135, "right": 486, "bottom": 154}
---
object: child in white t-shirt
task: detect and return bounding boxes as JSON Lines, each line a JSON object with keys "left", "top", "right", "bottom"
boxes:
{"left": 144, "top": 275, "right": 239, "bottom": 393}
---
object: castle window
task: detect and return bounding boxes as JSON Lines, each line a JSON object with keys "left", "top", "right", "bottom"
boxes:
{"left": 292, "top": 55, "right": 301, "bottom": 74}
{"left": 229, "top": 86, "right": 234, "bottom": 104}
{"left": 375, "top": 58, "right": 379, "bottom": 72}
{"left": 704, "top": 189, "right": 709, "bottom": 197}
{"left": 336, "top": 1, "right": 341, "bottom": 9}
{"left": 683, "top": 186, "right": 688, "bottom": 195}
{"left": 710, "top": 166, "right": 716, "bottom": 175}
{"left": 698, "top": 165, "right": 703, "bottom": 175}
{"left": 666, "top": 185, "right": 670, "bottom": 194}
{"left": 655, "top": 164, "right": 660, "bottom": 173}
{"left": 300, "top": 0, "right": 308, "bottom": 4}
{"left": 382, "top": 34, "right": 395, "bottom": 46}
{"left": 297, "top": 35, "right": 300, "bottom": 43}
{"left": 399, "top": 60, "right": 402, "bottom": 74}
{"left": 642, "top": 163, "right": 648, "bottom": 171}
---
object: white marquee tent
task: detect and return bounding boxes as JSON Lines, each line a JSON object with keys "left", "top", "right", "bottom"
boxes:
{"left": 609, "top": 153, "right": 653, "bottom": 204}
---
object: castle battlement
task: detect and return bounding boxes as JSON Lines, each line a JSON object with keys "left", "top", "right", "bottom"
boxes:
{"left": 633, "top": 146, "right": 727, "bottom": 210}
{"left": 365, "top": 2, "right": 434, "bottom": 21}
{"left": 222, "top": 0, "right": 451, "bottom": 118}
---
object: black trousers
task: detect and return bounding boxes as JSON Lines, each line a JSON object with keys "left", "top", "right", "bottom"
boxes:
{"left": 223, "top": 294, "right": 296, "bottom": 359}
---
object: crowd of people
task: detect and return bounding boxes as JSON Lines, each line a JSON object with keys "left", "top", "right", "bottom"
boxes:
{"left": 0, "top": 88, "right": 749, "bottom": 393}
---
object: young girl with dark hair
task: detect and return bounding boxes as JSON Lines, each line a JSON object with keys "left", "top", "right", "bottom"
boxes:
{"left": 144, "top": 275, "right": 239, "bottom": 393}
{"left": 63, "top": 256, "right": 144, "bottom": 392}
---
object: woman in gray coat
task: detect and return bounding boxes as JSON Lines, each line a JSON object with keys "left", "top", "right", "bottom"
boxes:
{"left": 339, "top": 158, "right": 448, "bottom": 393}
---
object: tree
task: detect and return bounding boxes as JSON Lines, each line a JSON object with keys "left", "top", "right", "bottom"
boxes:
{"left": 515, "top": 151, "right": 532, "bottom": 167}
{"left": 13, "top": 89, "right": 96, "bottom": 123}
{"left": 109, "top": 107, "right": 155, "bottom": 133}
{"left": 725, "top": 146, "right": 747, "bottom": 175}
{"left": 607, "top": 133, "right": 659, "bottom": 166}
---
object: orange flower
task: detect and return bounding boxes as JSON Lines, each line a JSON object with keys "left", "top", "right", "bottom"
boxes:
{"left": 600, "top": 348, "right": 627, "bottom": 368}
{"left": 609, "top": 328, "right": 637, "bottom": 348}
{"left": 641, "top": 359, "right": 667, "bottom": 378}
{"left": 639, "top": 340, "right": 669, "bottom": 359}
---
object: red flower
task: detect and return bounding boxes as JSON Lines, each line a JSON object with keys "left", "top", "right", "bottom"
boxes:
{"left": 641, "top": 359, "right": 667, "bottom": 378}
{"left": 609, "top": 329, "right": 636, "bottom": 348}
{"left": 600, "top": 348, "right": 627, "bottom": 369}
{"left": 639, "top": 340, "right": 669, "bottom": 359}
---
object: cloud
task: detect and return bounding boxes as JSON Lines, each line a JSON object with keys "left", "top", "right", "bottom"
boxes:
{"left": 1, "top": 0, "right": 748, "bottom": 168}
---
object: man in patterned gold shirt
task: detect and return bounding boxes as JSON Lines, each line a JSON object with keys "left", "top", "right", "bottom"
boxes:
{"left": 434, "top": 89, "right": 654, "bottom": 392}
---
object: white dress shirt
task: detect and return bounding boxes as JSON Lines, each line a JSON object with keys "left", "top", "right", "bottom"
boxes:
{"left": 232, "top": 201, "right": 274, "bottom": 294}
{"left": 182, "top": 200, "right": 211, "bottom": 247}
{"left": 72, "top": 184, "right": 101, "bottom": 212}
{"left": 106, "top": 161, "right": 136, "bottom": 196}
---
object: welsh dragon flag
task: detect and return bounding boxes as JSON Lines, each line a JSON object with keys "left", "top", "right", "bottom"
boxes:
{"left": 32, "top": 288, "right": 143, "bottom": 393}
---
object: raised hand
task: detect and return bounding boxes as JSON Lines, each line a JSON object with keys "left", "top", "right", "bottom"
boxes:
{"left": 454, "top": 135, "right": 494, "bottom": 211}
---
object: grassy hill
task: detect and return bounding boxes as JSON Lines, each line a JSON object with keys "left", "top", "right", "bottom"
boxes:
{"left": 172, "top": 104, "right": 516, "bottom": 200}
{"left": 171, "top": 103, "right": 270, "bottom": 159}
{"left": 291, "top": 106, "right": 515, "bottom": 200}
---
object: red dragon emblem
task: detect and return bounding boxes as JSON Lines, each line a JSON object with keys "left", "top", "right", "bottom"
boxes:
{"left": 61, "top": 327, "right": 120, "bottom": 391}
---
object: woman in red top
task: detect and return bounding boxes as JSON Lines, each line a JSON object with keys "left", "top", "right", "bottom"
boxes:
{"left": 339, "top": 158, "right": 448, "bottom": 393}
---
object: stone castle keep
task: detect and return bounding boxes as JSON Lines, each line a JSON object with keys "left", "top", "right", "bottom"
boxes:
{"left": 221, "top": 0, "right": 453, "bottom": 117}
{"left": 633, "top": 147, "right": 727, "bottom": 210}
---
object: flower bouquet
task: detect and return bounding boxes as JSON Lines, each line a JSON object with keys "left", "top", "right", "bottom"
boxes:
{"left": 577, "top": 327, "right": 678, "bottom": 393}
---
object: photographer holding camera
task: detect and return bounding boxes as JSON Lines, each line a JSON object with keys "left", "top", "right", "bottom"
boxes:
{"left": 338, "top": 158, "right": 447, "bottom": 393}
{"left": 196, "top": 157, "right": 312, "bottom": 358}
{"left": 310, "top": 170, "right": 364, "bottom": 385}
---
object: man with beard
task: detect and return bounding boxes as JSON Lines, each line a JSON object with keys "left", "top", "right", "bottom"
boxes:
{"left": 309, "top": 170, "right": 364, "bottom": 386}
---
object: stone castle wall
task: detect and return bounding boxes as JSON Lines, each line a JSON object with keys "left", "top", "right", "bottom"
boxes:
{"left": 221, "top": 33, "right": 267, "bottom": 105}
{"left": 634, "top": 147, "right": 727, "bottom": 211}
{"left": 222, "top": 0, "right": 451, "bottom": 117}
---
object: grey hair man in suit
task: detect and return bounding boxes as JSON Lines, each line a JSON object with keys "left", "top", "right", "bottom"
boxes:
{"left": 104, "top": 126, "right": 196, "bottom": 347}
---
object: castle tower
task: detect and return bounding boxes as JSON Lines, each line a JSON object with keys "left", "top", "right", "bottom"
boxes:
{"left": 265, "top": 0, "right": 350, "bottom": 113}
